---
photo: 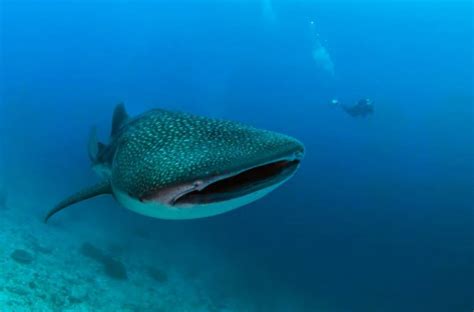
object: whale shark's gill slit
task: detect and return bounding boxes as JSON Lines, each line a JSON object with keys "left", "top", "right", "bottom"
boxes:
{"left": 174, "top": 160, "right": 300, "bottom": 205}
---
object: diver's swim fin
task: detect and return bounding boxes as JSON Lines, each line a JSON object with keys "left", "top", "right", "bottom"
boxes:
{"left": 44, "top": 180, "right": 112, "bottom": 223}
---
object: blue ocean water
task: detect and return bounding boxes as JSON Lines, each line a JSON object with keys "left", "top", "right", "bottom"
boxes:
{"left": 0, "top": 0, "right": 473, "bottom": 311}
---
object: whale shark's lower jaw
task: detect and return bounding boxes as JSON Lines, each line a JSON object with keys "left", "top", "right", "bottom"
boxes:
{"left": 113, "top": 177, "right": 293, "bottom": 220}
{"left": 112, "top": 157, "right": 301, "bottom": 220}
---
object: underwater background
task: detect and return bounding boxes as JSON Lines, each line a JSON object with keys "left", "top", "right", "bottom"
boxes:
{"left": 0, "top": 0, "right": 473, "bottom": 311}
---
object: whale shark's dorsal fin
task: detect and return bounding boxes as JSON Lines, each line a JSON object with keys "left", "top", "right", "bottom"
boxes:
{"left": 44, "top": 180, "right": 112, "bottom": 223}
{"left": 111, "top": 103, "right": 129, "bottom": 137}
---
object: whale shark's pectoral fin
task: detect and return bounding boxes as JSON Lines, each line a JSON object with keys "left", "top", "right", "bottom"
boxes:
{"left": 44, "top": 180, "right": 112, "bottom": 223}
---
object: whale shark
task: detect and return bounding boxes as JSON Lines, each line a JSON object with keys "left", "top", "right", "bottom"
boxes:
{"left": 44, "top": 104, "right": 304, "bottom": 223}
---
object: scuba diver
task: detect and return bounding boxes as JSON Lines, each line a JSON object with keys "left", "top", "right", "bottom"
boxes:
{"left": 330, "top": 98, "right": 374, "bottom": 117}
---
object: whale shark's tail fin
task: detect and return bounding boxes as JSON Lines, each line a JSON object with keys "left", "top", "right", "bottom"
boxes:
{"left": 44, "top": 180, "right": 112, "bottom": 223}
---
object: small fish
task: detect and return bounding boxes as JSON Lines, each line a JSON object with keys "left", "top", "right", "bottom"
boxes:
{"left": 45, "top": 104, "right": 304, "bottom": 222}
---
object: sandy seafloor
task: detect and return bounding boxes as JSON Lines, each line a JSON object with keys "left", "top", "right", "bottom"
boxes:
{"left": 1, "top": 209, "right": 225, "bottom": 312}
{"left": 0, "top": 180, "right": 311, "bottom": 312}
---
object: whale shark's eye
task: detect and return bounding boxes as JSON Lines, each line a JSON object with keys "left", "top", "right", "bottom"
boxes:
{"left": 193, "top": 180, "right": 204, "bottom": 189}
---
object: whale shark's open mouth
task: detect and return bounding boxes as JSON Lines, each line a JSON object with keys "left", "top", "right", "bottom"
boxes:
{"left": 173, "top": 159, "right": 301, "bottom": 206}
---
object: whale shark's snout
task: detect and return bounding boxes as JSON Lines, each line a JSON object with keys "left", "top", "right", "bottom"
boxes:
{"left": 45, "top": 104, "right": 305, "bottom": 223}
